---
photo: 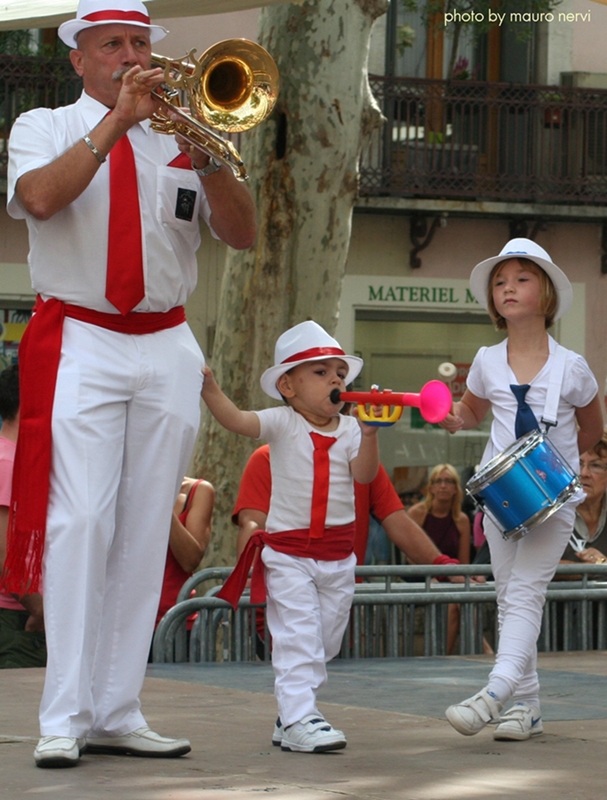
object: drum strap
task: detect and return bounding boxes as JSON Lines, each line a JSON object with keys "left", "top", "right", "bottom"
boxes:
{"left": 541, "top": 344, "right": 567, "bottom": 430}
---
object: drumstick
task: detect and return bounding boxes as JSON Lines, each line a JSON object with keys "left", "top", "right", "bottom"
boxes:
{"left": 438, "top": 362, "right": 457, "bottom": 432}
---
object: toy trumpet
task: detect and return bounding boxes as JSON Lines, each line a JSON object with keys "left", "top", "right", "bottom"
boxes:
{"left": 330, "top": 381, "right": 452, "bottom": 427}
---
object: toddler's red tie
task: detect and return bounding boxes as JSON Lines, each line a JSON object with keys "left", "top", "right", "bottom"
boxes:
{"left": 309, "top": 432, "right": 337, "bottom": 539}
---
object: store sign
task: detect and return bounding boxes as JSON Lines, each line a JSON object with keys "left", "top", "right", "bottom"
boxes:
{"left": 367, "top": 282, "right": 479, "bottom": 308}
{"left": 335, "top": 275, "right": 492, "bottom": 366}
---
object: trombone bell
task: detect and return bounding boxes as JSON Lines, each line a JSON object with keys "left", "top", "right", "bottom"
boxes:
{"left": 150, "top": 38, "right": 279, "bottom": 181}
{"left": 204, "top": 56, "right": 253, "bottom": 112}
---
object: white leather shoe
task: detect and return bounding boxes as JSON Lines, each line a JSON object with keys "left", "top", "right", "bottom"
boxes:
{"left": 86, "top": 726, "right": 191, "bottom": 758}
{"left": 34, "top": 736, "right": 86, "bottom": 768}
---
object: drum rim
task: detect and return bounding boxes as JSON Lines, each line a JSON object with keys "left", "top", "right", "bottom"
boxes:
{"left": 466, "top": 429, "right": 545, "bottom": 494}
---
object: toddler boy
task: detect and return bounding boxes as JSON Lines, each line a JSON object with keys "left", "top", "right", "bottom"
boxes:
{"left": 201, "top": 320, "right": 379, "bottom": 752}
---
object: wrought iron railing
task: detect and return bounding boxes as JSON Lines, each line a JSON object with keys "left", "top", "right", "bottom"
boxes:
{"left": 0, "top": 54, "right": 82, "bottom": 179}
{"left": 360, "top": 75, "right": 607, "bottom": 206}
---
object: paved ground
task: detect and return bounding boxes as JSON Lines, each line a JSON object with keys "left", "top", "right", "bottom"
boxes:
{"left": 2, "top": 652, "right": 607, "bottom": 799}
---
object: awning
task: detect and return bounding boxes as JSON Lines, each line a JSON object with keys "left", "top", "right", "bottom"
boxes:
{"left": 0, "top": 0, "right": 292, "bottom": 32}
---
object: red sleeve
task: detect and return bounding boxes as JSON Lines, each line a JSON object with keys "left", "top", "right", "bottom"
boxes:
{"left": 231, "top": 444, "right": 272, "bottom": 524}
{"left": 353, "top": 464, "right": 404, "bottom": 565}
{"left": 353, "top": 481, "right": 371, "bottom": 565}
{"left": 369, "top": 464, "right": 404, "bottom": 521}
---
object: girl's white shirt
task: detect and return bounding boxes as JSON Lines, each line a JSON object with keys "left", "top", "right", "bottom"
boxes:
{"left": 467, "top": 335, "right": 597, "bottom": 472}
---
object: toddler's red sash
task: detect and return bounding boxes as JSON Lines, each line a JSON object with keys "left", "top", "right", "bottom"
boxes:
{"left": 217, "top": 524, "right": 356, "bottom": 610}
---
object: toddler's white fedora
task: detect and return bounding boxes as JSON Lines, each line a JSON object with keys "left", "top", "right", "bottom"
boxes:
{"left": 469, "top": 237, "right": 573, "bottom": 320}
{"left": 59, "top": 0, "right": 168, "bottom": 49}
{"left": 260, "top": 320, "right": 363, "bottom": 401}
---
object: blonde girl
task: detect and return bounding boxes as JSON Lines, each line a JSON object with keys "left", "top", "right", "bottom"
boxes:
{"left": 441, "top": 239, "right": 602, "bottom": 741}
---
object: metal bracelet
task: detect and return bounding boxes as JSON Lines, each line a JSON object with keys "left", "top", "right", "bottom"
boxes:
{"left": 82, "top": 134, "right": 106, "bottom": 164}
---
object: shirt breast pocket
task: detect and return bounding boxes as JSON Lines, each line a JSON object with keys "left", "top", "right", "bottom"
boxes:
{"left": 156, "top": 166, "right": 200, "bottom": 231}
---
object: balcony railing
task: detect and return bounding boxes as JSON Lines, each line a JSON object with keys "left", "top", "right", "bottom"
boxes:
{"left": 0, "top": 54, "right": 82, "bottom": 179}
{"left": 360, "top": 75, "right": 607, "bottom": 206}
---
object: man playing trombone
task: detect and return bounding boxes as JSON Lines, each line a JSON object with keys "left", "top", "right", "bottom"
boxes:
{"left": 5, "top": 0, "right": 256, "bottom": 768}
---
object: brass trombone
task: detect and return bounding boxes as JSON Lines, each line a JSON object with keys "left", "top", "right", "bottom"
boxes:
{"left": 150, "top": 39, "right": 279, "bottom": 181}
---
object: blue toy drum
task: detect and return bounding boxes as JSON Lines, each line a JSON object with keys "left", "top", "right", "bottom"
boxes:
{"left": 466, "top": 430, "right": 581, "bottom": 541}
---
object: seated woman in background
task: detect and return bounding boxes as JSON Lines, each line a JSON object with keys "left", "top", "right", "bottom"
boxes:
{"left": 555, "top": 432, "right": 607, "bottom": 649}
{"left": 561, "top": 431, "right": 607, "bottom": 569}
{"left": 408, "top": 464, "right": 473, "bottom": 654}
{"left": 408, "top": 464, "right": 471, "bottom": 564}
{"left": 155, "top": 477, "right": 215, "bottom": 630}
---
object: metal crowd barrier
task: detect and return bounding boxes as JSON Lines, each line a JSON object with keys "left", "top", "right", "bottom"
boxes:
{"left": 152, "top": 564, "right": 607, "bottom": 664}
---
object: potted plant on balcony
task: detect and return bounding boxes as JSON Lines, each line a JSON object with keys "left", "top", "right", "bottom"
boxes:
{"left": 542, "top": 90, "right": 565, "bottom": 128}
{"left": 448, "top": 56, "right": 484, "bottom": 107}
{"left": 451, "top": 56, "right": 476, "bottom": 82}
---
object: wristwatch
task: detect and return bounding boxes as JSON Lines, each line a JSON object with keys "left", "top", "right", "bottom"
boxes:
{"left": 193, "top": 157, "right": 222, "bottom": 177}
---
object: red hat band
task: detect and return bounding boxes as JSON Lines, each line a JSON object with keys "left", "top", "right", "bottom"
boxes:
{"left": 281, "top": 346, "right": 346, "bottom": 365}
{"left": 83, "top": 10, "right": 151, "bottom": 24}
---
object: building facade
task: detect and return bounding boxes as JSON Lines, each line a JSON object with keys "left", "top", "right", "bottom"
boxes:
{"left": 338, "top": 0, "right": 607, "bottom": 484}
{"left": 1, "top": 2, "right": 606, "bottom": 487}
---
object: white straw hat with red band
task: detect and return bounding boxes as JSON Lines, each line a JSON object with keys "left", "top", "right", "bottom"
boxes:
{"left": 260, "top": 320, "right": 363, "bottom": 401}
{"left": 58, "top": 0, "right": 168, "bottom": 49}
{"left": 469, "top": 237, "right": 573, "bottom": 321}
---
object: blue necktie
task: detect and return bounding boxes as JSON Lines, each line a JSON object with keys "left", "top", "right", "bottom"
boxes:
{"left": 510, "top": 384, "right": 539, "bottom": 439}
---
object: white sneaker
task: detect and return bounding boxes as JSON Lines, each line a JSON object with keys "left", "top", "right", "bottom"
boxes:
{"left": 493, "top": 702, "right": 543, "bottom": 741}
{"left": 446, "top": 687, "right": 503, "bottom": 736}
{"left": 86, "top": 726, "right": 191, "bottom": 758}
{"left": 272, "top": 717, "right": 283, "bottom": 746}
{"left": 280, "top": 715, "right": 347, "bottom": 753}
{"left": 34, "top": 736, "right": 86, "bottom": 768}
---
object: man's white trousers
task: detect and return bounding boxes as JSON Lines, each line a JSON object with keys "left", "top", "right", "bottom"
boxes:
{"left": 39, "top": 318, "right": 204, "bottom": 737}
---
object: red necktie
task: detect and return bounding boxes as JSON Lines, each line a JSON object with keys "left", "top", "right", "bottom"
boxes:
{"left": 309, "top": 432, "right": 337, "bottom": 539}
{"left": 105, "top": 133, "right": 144, "bottom": 315}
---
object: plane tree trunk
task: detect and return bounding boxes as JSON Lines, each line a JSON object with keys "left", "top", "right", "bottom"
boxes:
{"left": 194, "top": 0, "right": 387, "bottom": 569}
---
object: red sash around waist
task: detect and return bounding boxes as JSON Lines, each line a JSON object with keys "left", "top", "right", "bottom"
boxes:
{"left": 216, "top": 524, "right": 356, "bottom": 610}
{"left": 2, "top": 297, "right": 186, "bottom": 594}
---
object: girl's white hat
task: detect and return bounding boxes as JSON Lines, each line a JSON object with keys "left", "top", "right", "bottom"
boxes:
{"left": 58, "top": 0, "right": 168, "bottom": 49}
{"left": 260, "top": 320, "right": 363, "bottom": 401}
{"left": 469, "top": 238, "right": 573, "bottom": 320}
